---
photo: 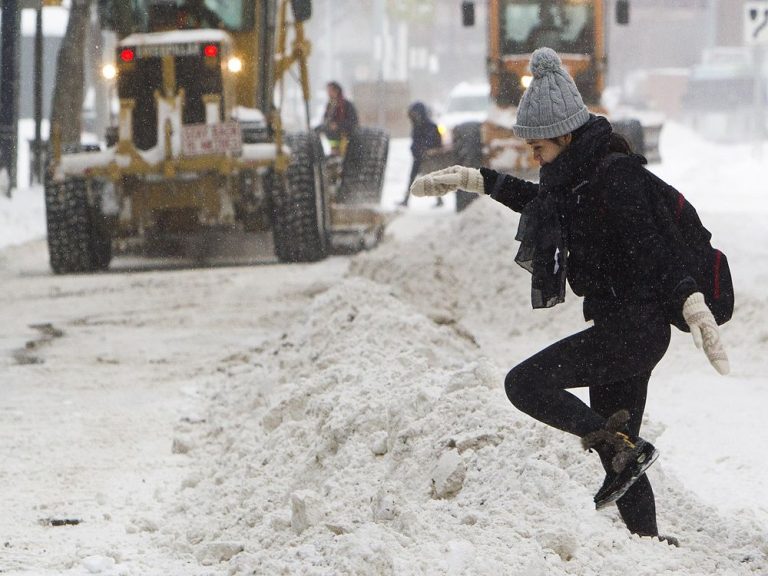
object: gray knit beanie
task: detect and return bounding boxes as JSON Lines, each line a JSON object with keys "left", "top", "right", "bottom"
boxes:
{"left": 512, "top": 47, "right": 590, "bottom": 139}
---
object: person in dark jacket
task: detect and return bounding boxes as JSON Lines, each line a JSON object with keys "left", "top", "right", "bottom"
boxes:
{"left": 321, "top": 81, "right": 359, "bottom": 155}
{"left": 399, "top": 101, "right": 443, "bottom": 207}
{"left": 409, "top": 48, "right": 729, "bottom": 543}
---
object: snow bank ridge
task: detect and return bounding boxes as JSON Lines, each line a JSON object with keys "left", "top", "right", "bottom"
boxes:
{"left": 172, "top": 274, "right": 768, "bottom": 575}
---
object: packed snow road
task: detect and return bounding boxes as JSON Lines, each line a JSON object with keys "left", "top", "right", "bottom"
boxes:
{"left": 0, "top": 238, "right": 350, "bottom": 574}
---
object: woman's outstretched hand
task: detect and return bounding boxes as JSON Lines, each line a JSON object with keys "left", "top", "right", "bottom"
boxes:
{"left": 410, "top": 165, "right": 484, "bottom": 197}
{"left": 682, "top": 292, "right": 730, "bottom": 375}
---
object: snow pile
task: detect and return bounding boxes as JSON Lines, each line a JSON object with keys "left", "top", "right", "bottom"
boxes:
{"left": 350, "top": 198, "right": 587, "bottom": 362}
{"left": 168, "top": 275, "right": 767, "bottom": 574}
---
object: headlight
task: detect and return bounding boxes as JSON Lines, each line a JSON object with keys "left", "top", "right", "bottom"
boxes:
{"left": 521, "top": 75, "right": 533, "bottom": 89}
{"left": 227, "top": 57, "right": 243, "bottom": 74}
{"left": 437, "top": 124, "right": 447, "bottom": 136}
{"left": 101, "top": 63, "right": 117, "bottom": 80}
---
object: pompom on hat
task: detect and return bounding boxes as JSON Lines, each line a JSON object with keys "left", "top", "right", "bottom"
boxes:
{"left": 512, "top": 47, "right": 590, "bottom": 139}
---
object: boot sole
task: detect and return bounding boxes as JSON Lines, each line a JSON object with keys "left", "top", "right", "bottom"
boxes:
{"left": 595, "top": 448, "right": 660, "bottom": 510}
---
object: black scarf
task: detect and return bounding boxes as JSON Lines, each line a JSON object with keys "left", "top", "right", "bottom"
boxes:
{"left": 514, "top": 115, "right": 613, "bottom": 308}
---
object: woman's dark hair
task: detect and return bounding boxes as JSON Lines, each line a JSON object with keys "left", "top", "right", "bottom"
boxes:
{"left": 327, "top": 81, "right": 343, "bottom": 96}
{"left": 605, "top": 131, "right": 633, "bottom": 154}
{"left": 549, "top": 124, "right": 633, "bottom": 155}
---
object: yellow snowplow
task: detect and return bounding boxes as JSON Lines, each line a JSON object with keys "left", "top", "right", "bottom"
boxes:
{"left": 45, "top": 0, "right": 389, "bottom": 273}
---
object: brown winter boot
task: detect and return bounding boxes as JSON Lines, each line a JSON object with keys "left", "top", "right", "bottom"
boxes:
{"left": 582, "top": 410, "right": 660, "bottom": 510}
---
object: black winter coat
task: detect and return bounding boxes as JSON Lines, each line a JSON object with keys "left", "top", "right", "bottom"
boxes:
{"left": 323, "top": 98, "right": 359, "bottom": 140}
{"left": 410, "top": 121, "right": 442, "bottom": 161}
{"left": 480, "top": 115, "right": 697, "bottom": 321}
{"left": 409, "top": 101, "right": 442, "bottom": 161}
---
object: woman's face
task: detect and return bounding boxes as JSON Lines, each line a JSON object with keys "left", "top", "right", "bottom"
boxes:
{"left": 526, "top": 135, "right": 571, "bottom": 166}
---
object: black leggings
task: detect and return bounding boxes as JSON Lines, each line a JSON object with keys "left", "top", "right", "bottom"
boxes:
{"left": 504, "top": 308, "right": 671, "bottom": 536}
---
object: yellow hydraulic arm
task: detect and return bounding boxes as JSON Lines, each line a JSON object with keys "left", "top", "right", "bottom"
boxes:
{"left": 273, "top": 0, "right": 313, "bottom": 172}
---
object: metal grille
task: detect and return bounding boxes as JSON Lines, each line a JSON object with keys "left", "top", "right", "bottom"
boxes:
{"left": 118, "top": 57, "right": 162, "bottom": 150}
{"left": 117, "top": 51, "right": 223, "bottom": 151}
{"left": 176, "top": 55, "right": 223, "bottom": 126}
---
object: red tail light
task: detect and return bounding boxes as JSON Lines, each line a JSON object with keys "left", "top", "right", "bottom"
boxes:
{"left": 120, "top": 48, "right": 135, "bottom": 62}
{"left": 203, "top": 44, "right": 218, "bottom": 58}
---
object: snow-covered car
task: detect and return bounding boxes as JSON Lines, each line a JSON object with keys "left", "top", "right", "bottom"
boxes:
{"left": 436, "top": 82, "right": 491, "bottom": 146}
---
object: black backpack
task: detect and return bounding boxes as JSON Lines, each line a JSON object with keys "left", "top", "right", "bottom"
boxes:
{"left": 598, "top": 153, "right": 734, "bottom": 332}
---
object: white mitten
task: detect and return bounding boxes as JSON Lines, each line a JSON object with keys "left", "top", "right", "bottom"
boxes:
{"left": 410, "top": 165, "right": 484, "bottom": 198}
{"left": 682, "top": 292, "right": 730, "bottom": 375}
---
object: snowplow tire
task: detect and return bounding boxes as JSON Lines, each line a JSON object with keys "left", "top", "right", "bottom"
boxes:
{"left": 453, "top": 122, "right": 483, "bottom": 212}
{"left": 45, "top": 177, "right": 112, "bottom": 274}
{"left": 338, "top": 127, "right": 389, "bottom": 204}
{"left": 271, "top": 132, "right": 329, "bottom": 263}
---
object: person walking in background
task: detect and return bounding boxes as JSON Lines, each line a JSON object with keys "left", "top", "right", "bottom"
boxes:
{"left": 399, "top": 101, "right": 443, "bottom": 208}
{"left": 321, "top": 81, "right": 359, "bottom": 155}
{"left": 408, "top": 47, "right": 729, "bottom": 544}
